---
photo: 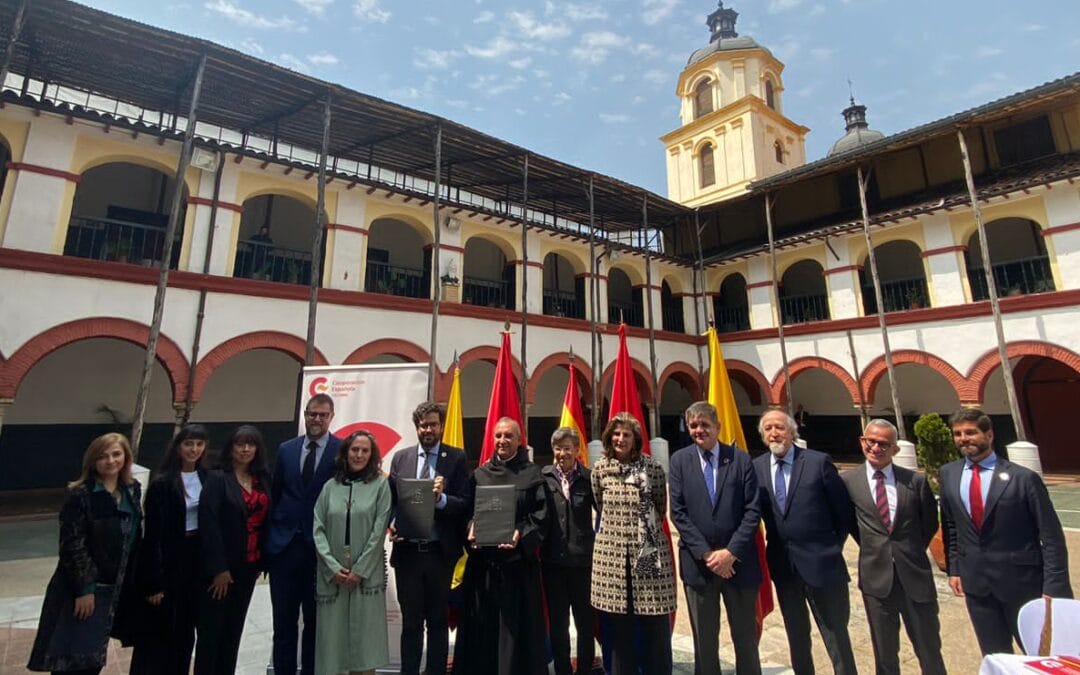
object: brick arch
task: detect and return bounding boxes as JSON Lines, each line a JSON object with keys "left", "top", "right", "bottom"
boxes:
{"left": 968, "top": 340, "right": 1080, "bottom": 404}
{"left": 716, "top": 359, "right": 770, "bottom": 406}
{"left": 457, "top": 345, "right": 525, "bottom": 392}
{"left": 344, "top": 338, "right": 430, "bottom": 366}
{"left": 770, "top": 357, "right": 859, "bottom": 406}
{"left": 658, "top": 361, "right": 702, "bottom": 402}
{"left": 191, "top": 331, "right": 328, "bottom": 403}
{"left": 861, "top": 350, "right": 967, "bottom": 404}
{"left": 599, "top": 357, "right": 655, "bottom": 405}
{"left": 0, "top": 318, "right": 189, "bottom": 401}
{"left": 525, "top": 352, "right": 594, "bottom": 405}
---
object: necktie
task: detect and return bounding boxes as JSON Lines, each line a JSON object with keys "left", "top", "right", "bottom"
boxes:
{"left": 970, "top": 463, "right": 984, "bottom": 529}
{"left": 301, "top": 441, "right": 317, "bottom": 486}
{"left": 703, "top": 450, "right": 716, "bottom": 505}
{"left": 873, "top": 470, "right": 892, "bottom": 532}
{"left": 774, "top": 458, "right": 787, "bottom": 513}
{"left": 560, "top": 473, "right": 570, "bottom": 501}
{"left": 419, "top": 452, "right": 432, "bottom": 479}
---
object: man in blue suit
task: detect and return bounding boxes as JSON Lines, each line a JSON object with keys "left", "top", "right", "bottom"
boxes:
{"left": 670, "top": 401, "right": 762, "bottom": 675}
{"left": 267, "top": 393, "right": 341, "bottom": 675}
{"left": 752, "top": 409, "right": 855, "bottom": 675}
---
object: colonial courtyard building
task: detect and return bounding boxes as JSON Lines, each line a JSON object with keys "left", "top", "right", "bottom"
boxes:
{"left": 0, "top": 0, "right": 1077, "bottom": 491}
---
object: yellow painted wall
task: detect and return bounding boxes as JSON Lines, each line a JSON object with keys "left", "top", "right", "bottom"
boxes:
{"left": 0, "top": 117, "right": 30, "bottom": 244}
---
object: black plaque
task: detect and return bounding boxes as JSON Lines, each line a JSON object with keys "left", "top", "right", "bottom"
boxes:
{"left": 396, "top": 478, "right": 435, "bottom": 541}
{"left": 473, "top": 484, "right": 516, "bottom": 547}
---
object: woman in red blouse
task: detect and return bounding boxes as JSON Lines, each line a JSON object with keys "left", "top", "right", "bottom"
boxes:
{"left": 194, "top": 425, "right": 271, "bottom": 674}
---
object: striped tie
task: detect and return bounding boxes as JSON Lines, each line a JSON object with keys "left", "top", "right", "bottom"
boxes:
{"left": 873, "top": 470, "right": 891, "bottom": 532}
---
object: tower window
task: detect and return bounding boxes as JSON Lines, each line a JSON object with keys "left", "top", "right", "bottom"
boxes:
{"left": 693, "top": 79, "right": 714, "bottom": 120}
{"left": 765, "top": 79, "right": 776, "bottom": 109}
{"left": 774, "top": 141, "right": 784, "bottom": 164}
{"left": 699, "top": 143, "right": 716, "bottom": 188}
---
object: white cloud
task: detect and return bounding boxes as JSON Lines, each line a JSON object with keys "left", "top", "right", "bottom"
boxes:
{"left": 508, "top": 57, "right": 532, "bottom": 69}
{"left": 474, "top": 10, "right": 495, "bottom": 23}
{"left": 809, "top": 47, "right": 835, "bottom": 60}
{"left": 611, "top": 73, "right": 627, "bottom": 83}
{"left": 976, "top": 46, "right": 1003, "bottom": 58}
{"left": 546, "top": 1, "right": 607, "bottom": 21}
{"left": 1023, "top": 23, "right": 1044, "bottom": 32}
{"left": 307, "top": 51, "right": 339, "bottom": 65}
{"left": 553, "top": 91, "right": 572, "bottom": 105}
{"left": 205, "top": 1, "right": 299, "bottom": 30}
{"left": 469, "top": 73, "right": 526, "bottom": 97}
{"left": 643, "top": 69, "right": 667, "bottom": 85}
{"left": 414, "top": 48, "right": 459, "bottom": 70}
{"left": 808, "top": 3, "right": 826, "bottom": 16}
{"left": 293, "top": 0, "right": 331, "bottom": 16}
{"left": 239, "top": 38, "right": 264, "bottom": 55}
{"left": 641, "top": 0, "right": 677, "bottom": 26}
{"left": 509, "top": 11, "right": 571, "bottom": 40}
{"left": 353, "top": 0, "right": 390, "bottom": 23}
{"left": 571, "top": 31, "right": 629, "bottom": 64}
{"left": 278, "top": 53, "right": 310, "bottom": 73}
{"left": 599, "top": 112, "right": 631, "bottom": 123}
{"left": 465, "top": 36, "right": 517, "bottom": 59}
{"left": 633, "top": 43, "right": 659, "bottom": 57}
{"left": 446, "top": 99, "right": 469, "bottom": 109}
{"left": 514, "top": 108, "right": 526, "bottom": 115}
{"left": 768, "top": 0, "right": 802, "bottom": 13}
{"left": 632, "top": 95, "right": 645, "bottom": 105}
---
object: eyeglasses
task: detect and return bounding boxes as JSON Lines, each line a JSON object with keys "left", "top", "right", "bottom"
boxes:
{"left": 417, "top": 421, "right": 441, "bottom": 429}
{"left": 305, "top": 411, "right": 332, "bottom": 419}
{"left": 861, "top": 437, "right": 894, "bottom": 449}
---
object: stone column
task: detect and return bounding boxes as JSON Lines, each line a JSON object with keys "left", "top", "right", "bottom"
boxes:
{"left": 920, "top": 213, "right": 968, "bottom": 307}
{"left": 324, "top": 190, "right": 368, "bottom": 292}
{"left": 823, "top": 246, "right": 860, "bottom": 319}
{"left": 1040, "top": 187, "right": 1080, "bottom": 291}
{"left": 2, "top": 117, "right": 78, "bottom": 253}
{"left": 746, "top": 257, "right": 773, "bottom": 329}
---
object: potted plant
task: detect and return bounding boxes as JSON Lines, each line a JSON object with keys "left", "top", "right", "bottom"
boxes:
{"left": 914, "top": 412, "right": 959, "bottom": 571}
{"left": 905, "top": 287, "right": 926, "bottom": 310}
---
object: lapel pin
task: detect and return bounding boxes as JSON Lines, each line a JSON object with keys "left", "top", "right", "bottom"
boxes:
{"left": 441, "top": 452, "right": 447, "bottom": 458}
{"left": 723, "top": 457, "right": 730, "bottom": 465}
{"left": 999, "top": 472, "right": 1009, "bottom": 481}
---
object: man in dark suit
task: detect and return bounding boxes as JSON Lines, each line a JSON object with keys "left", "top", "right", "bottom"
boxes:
{"left": 670, "top": 401, "right": 762, "bottom": 675}
{"left": 940, "top": 408, "right": 1072, "bottom": 655}
{"left": 388, "top": 401, "right": 470, "bottom": 675}
{"left": 266, "top": 393, "right": 341, "bottom": 675}
{"left": 752, "top": 409, "right": 856, "bottom": 675}
{"left": 841, "top": 419, "right": 945, "bottom": 675}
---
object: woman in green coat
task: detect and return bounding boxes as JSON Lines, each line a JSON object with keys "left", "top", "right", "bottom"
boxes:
{"left": 313, "top": 430, "right": 392, "bottom": 675}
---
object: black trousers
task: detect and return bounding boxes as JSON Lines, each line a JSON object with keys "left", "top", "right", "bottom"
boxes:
{"left": 130, "top": 534, "right": 200, "bottom": 675}
{"left": 863, "top": 574, "right": 945, "bottom": 675}
{"left": 965, "top": 590, "right": 1033, "bottom": 656}
{"left": 269, "top": 537, "right": 317, "bottom": 675}
{"left": 774, "top": 575, "right": 856, "bottom": 675}
{"left": 543, "top": 564, "right": 596, "bottom": 675}
{"left": 395, "top": 547, "right": 453, "bottom": 675}
{"left": 684, "top": 578, "right": 760, "bottom": 675}
{"left": 194, "top": 561, "right": 260, "bottom": 675}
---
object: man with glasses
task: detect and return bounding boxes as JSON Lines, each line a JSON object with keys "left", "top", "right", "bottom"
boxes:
{"left": 388, "top": 401, "right": 470, "bottom": 675}
{"left": 266, "top": 393, "right": 340, "bottom": 675}
{"left": 842, "top": 419, "right": 945, "bottom": 674}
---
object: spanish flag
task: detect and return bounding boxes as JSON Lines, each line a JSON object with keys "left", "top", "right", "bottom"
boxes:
{"left": 705, "top": 326, "right": 774, "bottom": 635}
{"left": 558, "top": 363, "right": 589, "bottom": 465}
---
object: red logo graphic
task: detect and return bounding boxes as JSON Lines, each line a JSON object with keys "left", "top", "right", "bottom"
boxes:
{"left": 308, "top": 377, "right": 329, "bottom": 396}
{"left": 333, "top": 421, "right": 403, "bottom": 455}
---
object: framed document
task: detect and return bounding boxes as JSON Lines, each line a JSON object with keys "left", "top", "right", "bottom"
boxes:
{"left": 396, "top": 478, "right": 435, "bottom": 541}
{"left": 473, "top": 484, "right": 516, "bottom": 547}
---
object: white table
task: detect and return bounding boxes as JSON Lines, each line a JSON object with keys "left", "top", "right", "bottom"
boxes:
{"left": 980, "top": 653, "right": 1080, "bottom": 674}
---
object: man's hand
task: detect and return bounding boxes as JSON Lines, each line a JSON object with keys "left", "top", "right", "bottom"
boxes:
{"left": 467, "top": 521, "right": 476, "bottom": 548}
{"left": 497, "top": 529, "right": 521, "bottom": 550}
{"left": 73, "top": 593, "right": 95, "bottom": 620}
{"left": 146, "top": 592, "right": 164, "bottom": 607}
{"left": 433, "top": 475, "right": 445, "bottom": 499}
{"left": 949, "top": 575, "right": 964, "bottom": 597}
{"left": 705, "top": 549, "right": 737, "bottom": 579}
{"left": 208, "top": 571, "right": 233, "bottom": 600}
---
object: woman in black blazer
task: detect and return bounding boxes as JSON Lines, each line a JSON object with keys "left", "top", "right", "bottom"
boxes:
{"left": 195, "top": 425, "right": 272, "bottom": 675}
{"left": 130, "top": 424, "right": 208, "bottom": 675}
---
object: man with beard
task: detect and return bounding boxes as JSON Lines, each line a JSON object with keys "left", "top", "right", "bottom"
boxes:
{"left": 939, "top": 408, "right": 1072, "bottom": 655}
{"left": 752, "top": 409, "right": 856, "bottom": 675}
{"left": 389, "top": 401, "right": 470, "bottom": 675}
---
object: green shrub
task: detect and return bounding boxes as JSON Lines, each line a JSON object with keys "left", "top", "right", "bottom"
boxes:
{"left": 914, "top": 413, "right": 958, "bottom": 494}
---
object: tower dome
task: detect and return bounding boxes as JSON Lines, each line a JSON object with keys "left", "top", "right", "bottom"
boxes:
{"left": 687, "top": 1, "right": 773, "bottom": 66}
{"left": 828, "top": 98, "right": 885, "bottom": 156}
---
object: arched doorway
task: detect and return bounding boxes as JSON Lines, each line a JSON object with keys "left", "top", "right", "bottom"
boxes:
{"left": 459, "top": 359, "right": 499, "bottom": 464}
{"left": 779, "top": 260, "right": 829, "bottom": 324}
{"left": 65, "top": 162, "right": 189, "bottom": 268}
{"left": 607, "top": 268, "right": 643, "bottom": 327}
{"left": 463, "top": 237, "right": 513, "bottom": 309}
{"left": 867, "top": 363, "right": 961, "bottom": 439}
{"left": 234, "top": 194, "right": 326, "bottom": 286}
{"left": 661, "top": 280, "right": 684, "bottom": 333}
{"left": 543, "top": 252, "right": 585, "bottom": 319}
{"left": 714, "top": 273, "right": 749, "bottom": 332}
{"left": 365, "top": 217, "right": 432, "bottom": 299}
{"left": 965, "top": 218, "right": 1054, "bottom": 300}
{"left": 781, "top": 367, "right": 858, "bottom": 458}
{"left": 859, "top": 240, "right": 928, "bottom": 313}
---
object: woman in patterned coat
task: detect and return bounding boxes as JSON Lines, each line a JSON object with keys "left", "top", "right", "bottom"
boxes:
{"left": 590, "top": 412, "right": 676, "bottom": 675}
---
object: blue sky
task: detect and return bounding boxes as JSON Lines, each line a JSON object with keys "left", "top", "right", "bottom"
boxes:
{"left": 81, "top": 0, "right": 1080, "bottom": 196}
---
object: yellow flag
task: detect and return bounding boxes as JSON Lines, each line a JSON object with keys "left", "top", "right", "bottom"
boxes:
{"left": 443, "top": 365, "right": 464, "bottom": 448}
{"left": 706, "top": 326, "right": 748, "bottom": 451}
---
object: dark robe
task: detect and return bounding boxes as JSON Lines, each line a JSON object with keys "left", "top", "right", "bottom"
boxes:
{"left": 452, "top": 449, "right": 548, "bottom": 675}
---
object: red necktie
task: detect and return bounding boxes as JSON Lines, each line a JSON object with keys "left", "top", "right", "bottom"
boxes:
{"left": 873, "top": 470, "right": 892, "bottom": 532}
{"left": 969, "top": 463, "right": 984, "bottom": 529}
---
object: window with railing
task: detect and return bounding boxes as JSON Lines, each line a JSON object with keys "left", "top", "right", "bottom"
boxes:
{"left": 463, "top": 276, "right": 511, "bottom": 309}
{"left": 608, "top": 301, "right": 644, "bottom": 327}
{"left": 64, "top": 216, "right": 181, "bottom": 269}
{"left": 968, "top": 256, "right": 1055, "bottom": 301}
{"left": 779, "top": 294, "right": 829, "bottom": 325}
{"left": 233, "top": 239, "right": 314, "bottom": 285}
{"left": 543, "top": 289, "right": 584, "bottom": 319}
{"left": 861, "top": 277, "right": 929, "bottom": 314}
{"left": 713, "top": 303, "right": 749, "bottom": 333}
{"left": 365, "top": 259, "right": 428, "bottom": 299}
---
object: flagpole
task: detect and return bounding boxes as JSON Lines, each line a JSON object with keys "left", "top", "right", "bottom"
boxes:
{"left": 586, "top": 175, "right": 600, "bottom": 439}
{"left": 765, "top": 192, "right": 795, "bottom": 418}
{"left": 519, "top": 153, "right": 530, "bottom": 430}
{"left": 692, "top": 209, "right": 707, "bottom": 386}
{"left": 642, "top": 194, "right": 660, "bottom": 436}
{"left": 427, "top": 123, "right": 443, "bottom": 400}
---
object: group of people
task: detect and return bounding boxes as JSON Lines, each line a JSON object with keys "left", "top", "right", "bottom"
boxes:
{"left": 26, "top": 391, "right": 1073, "bottom": 675}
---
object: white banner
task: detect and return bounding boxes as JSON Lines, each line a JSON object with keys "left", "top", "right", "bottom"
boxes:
{"left": 299, "top": 362, "right": 429, "bottom": 669}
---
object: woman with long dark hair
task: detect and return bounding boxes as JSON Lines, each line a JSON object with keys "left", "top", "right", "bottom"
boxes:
{"left": 130, "top": 424, "right": 208, "bottom": 675}
{"left": 194, "top": 425, "right": 272, "bottom": 674}
{"left": 590, "top": 413, "right": 676, "bottom": 675}
{"left": 313, "top": 429, "right": 392, "bottom": 675}
{"left": 28, "top": 433, "right": 142, "bottom": 674}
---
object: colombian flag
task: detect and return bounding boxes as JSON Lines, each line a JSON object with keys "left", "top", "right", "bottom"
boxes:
{"left": 558, "top": 363, "right": 589, "bottom": 465}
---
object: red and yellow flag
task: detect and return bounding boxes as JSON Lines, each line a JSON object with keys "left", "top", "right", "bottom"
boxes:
{"left": 479, "top": 330, "right": 525, "bottom": 464}
{"left": 558, "top": 363, "right": 589, "bottom": 465}
{"left": 706, "top": 326, "right": 774, "bottom": 635}
{"left": 607, "top": 324, "right": 648, "bottom": 443}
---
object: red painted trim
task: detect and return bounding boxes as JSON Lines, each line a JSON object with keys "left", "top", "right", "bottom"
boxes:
{"left": 510, "top": 260, "right": 545, "bottom": 270}
{"left": 187, "top": 196, "right": 244, "bottom": 213}
{"left": 327, "top": 223, "right": 368, "bottom": 236}
{"left": 6, "top": 161, "right": 81, "bottom": 183}
{"left": 1042, "top": 222, "right": 1080, "bottom": 237}
{"left": 423, "top": 243, "right": 465, "bottom": 253}
{"left": 745, "top": 281, "right": 773, "bottom": 290}
{"left": 920, "top": 245, "right": 967, "bottom": 258}
{"left": 576, "top": 272, "right": 608, "bottom": 281}
{"left": 823, "top": 265, "right": 862, "bottom": 276}
{"left": 631, "top": 284, "right": 662, "bottom": 291}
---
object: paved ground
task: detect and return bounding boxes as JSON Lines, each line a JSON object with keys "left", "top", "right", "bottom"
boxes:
{"left": 2, "top": 483, "right": 1078, "bottom": 674}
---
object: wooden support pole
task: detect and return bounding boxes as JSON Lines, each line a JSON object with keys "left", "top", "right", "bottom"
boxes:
{"left": 587, "top": 175, "right": 600, "bottom": 439}
{"left": 427, "top": 124, "right": 443, "bottom": 400}
{"left": 643, "top": 195, "right": 660, "bottom": 436}
{"left": 304, "top": 93, "right": 332, "bottom": 366}
{"left": 519, "top": 154, "right": 530, "bottom": 428}
{"left": 764, "top": 193, "right": 795, "bottom": 419}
